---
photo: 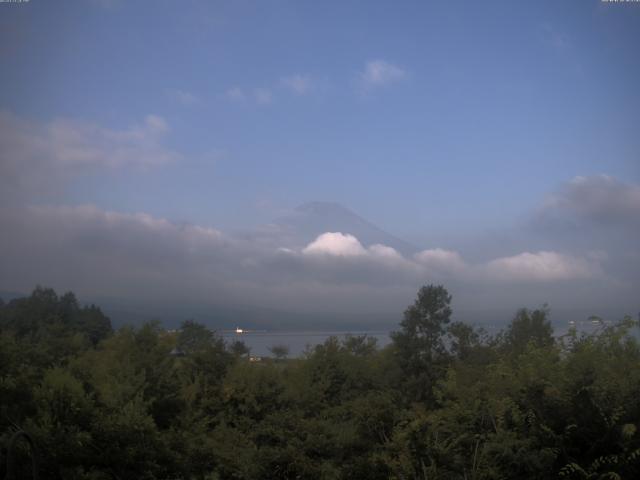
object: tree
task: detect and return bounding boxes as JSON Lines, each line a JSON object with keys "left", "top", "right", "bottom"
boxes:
{"left": 503, "top": 306, "right": 554, "bottom": 355}
{"left": 391, "top": 284, "right": 452, "bottom": 403}
{"left": 269, "top": 344, "right": 290, "bottom": 361}
{"left": 0, "top": 287, "right": 112, "bottom": 348}
{"left": 447, "top": 320, "right": 484, "bottom": 361}
{"left": 76, "top": 304, "right": 112, "bottom": 346}
{"left": 177, "top": 319, "right": 213, "bottom": 354}
{"left": 229, "top": 339, "right": 250, "bottom": 357}
{"left": 342, "top": 334, "right": 378, "bottom": 356}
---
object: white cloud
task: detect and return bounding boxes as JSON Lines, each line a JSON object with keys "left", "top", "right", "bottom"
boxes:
{"left": 253, "top": 88, "right": 273, "bottom": 105}
{"left": 0, "top": 202, "right": 622, "bottom": 320}
{"left": 225, "top": 86, "right": 246, "bottom": 101}
{"left": 540, "top": 23, "right": 571, "bottom": 52}
{"left": 414, "top": 248, "right": 467, "bottom": 274}
{"left": 484, "top": 251, "right": 596, "bottom": 282}
{"left": 303, "top": 232, "right": 367, "bottom": 256}
{"left": 171, "top": 89, "right": 199, "bottom": 106}
{"left": 540, "top": 175, "right": 640, "bottom": 226}
{"left": 30, "top": 204, "right": 223, "bottom": 247}
{"left": 2, "top": 176, "right": 634, "bottom": 318}
{"left": 0, "top": 204, "right": 233, "bottom": 301}
{"left": 301, "top": 233, "right": 407, "bottom": 263}
{"left": 225, "top": 86, "right": 273, "bottom": 105}
{"left": 0, "top": 110, "right": 175, "bottom": 169}
{"left": 298, "top": 232, "right": 601, "bottom": 284}
{"left": 0, "top": 111, "right": 180, "bottom": 200}
{"left": 45, "top": 114, "right": 175, "bottom": 168}
{"left": 360, "top": 60, "right": 406, "bottom": 90}
{"left": 281, "top": 74, "right": 313, "bottom": 95}
{"left": 369, "top": 244, "right": 403, "bottom": 260}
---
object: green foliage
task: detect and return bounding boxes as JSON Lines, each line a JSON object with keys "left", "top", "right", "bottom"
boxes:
{"left": 342, "top": 334, "right": 378, "bottom": 357}
{"left": 391, "top": 284, "right": 453, "bottom": 404}
{"left": 268, "top": 344, "right": 290, "bottom": 360}
{"left": 229, "top": 339, "right": 250, "bottom": 358}
{"left": 502, "top": 306, "right": 554, "bottom": 355}
{"left": 178, "top": 319, "right": 216, "bottom": 354}
{"left": 1, "top": 285, "right": 640, "bottom": 479}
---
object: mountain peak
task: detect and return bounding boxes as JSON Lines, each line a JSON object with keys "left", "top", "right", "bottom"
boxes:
{"left": 274, "top": 202, "right": 417, "bottom": 255}
{"left": 295, "top": 201, "right": 353, "bottom": 215}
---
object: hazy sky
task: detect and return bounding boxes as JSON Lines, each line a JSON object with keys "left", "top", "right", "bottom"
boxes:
{"left": 1, "top": 0, "right": 638, "bottom": 325}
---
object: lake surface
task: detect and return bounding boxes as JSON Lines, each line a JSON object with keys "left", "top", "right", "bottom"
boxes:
{"left": 221, "top": 330, "right": 392, "bottom": 357}
{"left": 219, "top": 320, "right": 616, "bottom": 358}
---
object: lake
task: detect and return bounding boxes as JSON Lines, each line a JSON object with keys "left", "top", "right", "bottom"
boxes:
{"left": 219, "top": 320, "right": 612, "bottom": 358}
{"left": 221, "top": 330, "right": 392, "bottom": 357}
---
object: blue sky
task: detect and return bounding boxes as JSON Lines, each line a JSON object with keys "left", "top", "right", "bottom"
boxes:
{"left": 2, "top": 0, "right": 638, "bottom": 233}
{"left": 1, "top": 0, "right": 639, "bottom": 323}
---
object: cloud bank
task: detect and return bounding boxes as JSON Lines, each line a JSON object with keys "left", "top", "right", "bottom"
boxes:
{"left": 0, "top": 204, "right": 607, "bottom": 306}
{"left": 0, "top": 111, "right": 179, "bottom": 201}
{"left": 538, "top": 175, "right": 640, "bottom": 229}
{"left": 0, "top": 112, "right": 635, "bottom": 324}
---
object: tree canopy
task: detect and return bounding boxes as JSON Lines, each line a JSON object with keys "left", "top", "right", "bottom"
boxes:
{"left": 1, "top": 285, "right": 639, "bottom": 479}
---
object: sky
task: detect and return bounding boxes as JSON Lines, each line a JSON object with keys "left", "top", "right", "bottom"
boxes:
{"left": 0, "top": 0, "right": 639, "bottom": 327}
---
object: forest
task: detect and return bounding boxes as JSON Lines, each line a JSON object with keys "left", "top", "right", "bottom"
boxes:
{"left": 1, "top": 285, "right": 639, "bottom": 479}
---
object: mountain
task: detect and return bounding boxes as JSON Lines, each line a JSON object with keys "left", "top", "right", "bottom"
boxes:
{"left": 272, "top": 201, "right": 417, "bottom": 255}
{"left": 0, "top": 290, "right": 26, "bottom": 303}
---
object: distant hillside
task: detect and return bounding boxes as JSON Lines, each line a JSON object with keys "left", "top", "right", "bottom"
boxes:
{"left": 94, "top": 297, "right": 397, "bottom": 332}
{"left": 0, "top": 290, "right": 26, "bottom": 303}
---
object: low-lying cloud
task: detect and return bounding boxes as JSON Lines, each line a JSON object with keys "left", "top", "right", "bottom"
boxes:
{"left": 0, "top": 202, "right": 611, "bottom": 316}
{"left": 0, "top": 119, "right": 636, "bottom": 324}
{"left": 0, "top": 111, "right": 179, "bottom": 201}
{"left": 299, "top": 236, "right": 599, "bottom": 283}
{"left": 537, "top": 174, "right": 640, "bottom": 229}
{"left": 484, "top": 251, "right": 596, "bottom": 282}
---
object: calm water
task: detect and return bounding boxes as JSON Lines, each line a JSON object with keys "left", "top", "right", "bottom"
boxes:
{"left": 219, "top": 321, "right": 615, "bottom": 358}
{"left": 221, "top": 331, "right": 392, "bottom": 357}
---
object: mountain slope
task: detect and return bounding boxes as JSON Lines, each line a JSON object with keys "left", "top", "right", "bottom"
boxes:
{"left": 272, "top": 201, "right": 417, "bottom": 255}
